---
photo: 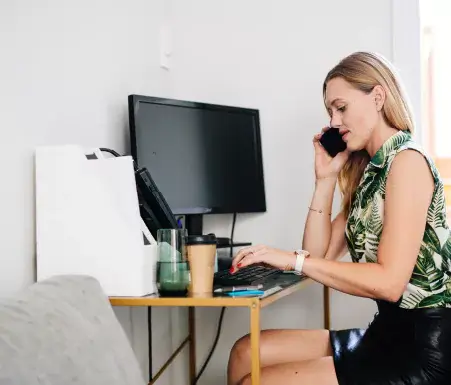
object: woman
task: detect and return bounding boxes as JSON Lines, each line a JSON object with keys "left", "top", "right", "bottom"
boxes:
{"left": 227, "top": 51, "right": 451, "bottom": 385}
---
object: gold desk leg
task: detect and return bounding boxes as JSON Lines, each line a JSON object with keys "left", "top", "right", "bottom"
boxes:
{"left": 250, "top": 301, "right": 261, "bottom": 385}
{"left": 189, "top": 307, "right": 196, "bottom": 385}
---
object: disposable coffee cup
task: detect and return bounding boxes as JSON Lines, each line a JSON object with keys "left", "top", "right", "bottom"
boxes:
{"left": 186, "top": 234, "right": 217, "bottom": 294}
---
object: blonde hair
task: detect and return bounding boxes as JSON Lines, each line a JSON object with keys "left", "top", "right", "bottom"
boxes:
{"left": 323, "top": 51, "right": 414, "bottom": 217}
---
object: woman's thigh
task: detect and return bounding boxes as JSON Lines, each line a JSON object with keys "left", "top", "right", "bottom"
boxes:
{"left": 231, "top": 328, "right": 332, "bottom": 367}
{"left": 239, "top": 356, "right": 338, "bottom": 385}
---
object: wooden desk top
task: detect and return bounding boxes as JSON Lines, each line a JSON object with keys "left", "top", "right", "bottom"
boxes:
{"left": 109, "top": 277, "right": 311, "bottom": 308}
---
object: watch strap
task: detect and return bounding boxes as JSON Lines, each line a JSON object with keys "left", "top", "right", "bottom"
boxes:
{"left": 294, "top": 249, "right": 309, "bottom": 275}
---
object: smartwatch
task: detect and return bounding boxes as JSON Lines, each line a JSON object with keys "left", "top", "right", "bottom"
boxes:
{"left": 294, "top": 249, "right": 310, "bottom": 275}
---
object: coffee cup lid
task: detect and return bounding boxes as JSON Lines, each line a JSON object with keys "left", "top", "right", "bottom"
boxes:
{"left": 186, "top": 234, "right": 217, "bottom": 245}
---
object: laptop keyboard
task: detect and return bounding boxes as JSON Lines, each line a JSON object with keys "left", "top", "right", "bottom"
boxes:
{"left": 213, "top": 265, "right": 282, "bottom": 286}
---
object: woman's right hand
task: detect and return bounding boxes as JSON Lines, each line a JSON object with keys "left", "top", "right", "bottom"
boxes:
{"left": 313, "top": 127, "right": 350, "bottom": 180}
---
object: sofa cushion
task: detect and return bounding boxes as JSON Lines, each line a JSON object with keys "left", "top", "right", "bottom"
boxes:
{"left": 0, "top": 275, "right": 145, "bottom": 385}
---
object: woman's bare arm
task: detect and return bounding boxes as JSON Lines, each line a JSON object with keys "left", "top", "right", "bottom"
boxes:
{"left": 302, "top": 178, "right": 337, "bottom": 258}
{"left": 302, "top": 150, "right": 434, "bottom": 301}
{"left": 324, "top": 212, "right": 348, "bottom": 261}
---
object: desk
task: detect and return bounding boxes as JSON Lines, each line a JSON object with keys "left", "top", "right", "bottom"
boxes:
{"left": 110, "top": 277, "right": 313, "bottom": 385}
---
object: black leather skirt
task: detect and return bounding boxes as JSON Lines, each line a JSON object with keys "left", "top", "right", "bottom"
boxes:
{"left": 329, "top": 300, "right": 451, "bottom": 385}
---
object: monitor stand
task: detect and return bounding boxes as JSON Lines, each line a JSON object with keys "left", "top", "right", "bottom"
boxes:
{"left": 185, "top": 214, "right": 203, "bottom": 236}
{"left": 185, "top": 214, "right": 251, "bottom": 250}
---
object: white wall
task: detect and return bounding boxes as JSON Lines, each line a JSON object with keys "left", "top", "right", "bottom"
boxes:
{"left": 0, "top": 1, "right": 421, "bottom": 385}
{"left": 0, "top": 0, "right": 167, "bottom": 294}
{"left": 419, "top": 0, "right": 451, "bottom": 156}
{"left": 392, "top": 0, "right": 422, "bottom": 140}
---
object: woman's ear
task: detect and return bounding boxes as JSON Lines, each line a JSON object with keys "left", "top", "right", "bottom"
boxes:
{"left": 372, "top": 85, "right": 385, "bottom": 112}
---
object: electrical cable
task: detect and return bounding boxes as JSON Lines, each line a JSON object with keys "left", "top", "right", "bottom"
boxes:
{"left": 99, "top": 147, "right": 122, "bottom": 157}
{"left": 99, "top": 147, "right": 140, "bottom": 171}
{"left": 230, "top": 212, "right": 237, "bottom": 259}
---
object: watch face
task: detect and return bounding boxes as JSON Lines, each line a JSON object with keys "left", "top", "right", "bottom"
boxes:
{"left": 296, "top": 250, "right": 309, "bottom": 257}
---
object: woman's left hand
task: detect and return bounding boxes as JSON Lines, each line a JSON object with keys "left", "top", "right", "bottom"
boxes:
{"left": 231, "top": 245, "right": 296, "bottom": 273}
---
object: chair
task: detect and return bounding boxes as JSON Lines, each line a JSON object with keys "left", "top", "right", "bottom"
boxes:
{"left": 0, "top": 275, "right": 145, "bottom": 385}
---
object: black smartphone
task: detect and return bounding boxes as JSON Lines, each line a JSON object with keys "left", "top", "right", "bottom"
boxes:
{"left": 319, "top": 127, "right": 347, "bottom": 157}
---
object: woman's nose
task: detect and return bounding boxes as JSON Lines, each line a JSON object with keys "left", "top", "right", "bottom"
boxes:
{"left": 330, "top": 114, "right": 342, "bottom": 128}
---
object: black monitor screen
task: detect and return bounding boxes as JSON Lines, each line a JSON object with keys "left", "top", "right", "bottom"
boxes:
{"left": 128, "top": 95, "right": 266, "bottom": 215}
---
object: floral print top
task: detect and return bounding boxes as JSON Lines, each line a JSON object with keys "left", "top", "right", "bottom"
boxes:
{"left": 345, "top": 130, "right": 451, "bottom": 308}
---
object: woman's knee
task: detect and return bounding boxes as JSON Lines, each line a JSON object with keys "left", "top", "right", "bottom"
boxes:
{"left": 237, "top": 373, "right": 252, "bottom": 385}
{"left": 229, "top": 333, "right": 252, "bottom": 365}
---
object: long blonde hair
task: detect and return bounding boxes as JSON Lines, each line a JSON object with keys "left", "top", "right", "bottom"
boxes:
{"left": 323, "top": 52, "right": 415, "bottom": 217}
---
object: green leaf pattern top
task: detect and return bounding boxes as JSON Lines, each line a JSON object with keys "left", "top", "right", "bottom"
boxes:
{"left": 345, "top": 130, "right": 451, "bottom": 308}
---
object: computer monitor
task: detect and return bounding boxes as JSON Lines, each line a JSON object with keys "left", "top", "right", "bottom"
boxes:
{"left": 128, "top": 95, "right": 266, "bottom": 234}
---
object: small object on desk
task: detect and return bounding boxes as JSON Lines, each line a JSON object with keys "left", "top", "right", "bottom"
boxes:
{"left": 156, "top": 261, "right": 190, "bottom": 297}
{"left": 226, "top": 290, "right": 265, "bottom": 297}
{"left": 186, "top": 234, "right": 217, "bottom": 294}
{"left": 214, "top": 285, "right": 263, "bottom": 293}
{"left": 156, "top": 229, "right": 190, "bottom": 297}
{"left": 260, "top": 285, "right": 283, "bottom": 298}
{"left": 282, "top": 270, "right": 305, "bottom": 275}
{"left": 227, "top": 290, "right": 264, "bottom": 297}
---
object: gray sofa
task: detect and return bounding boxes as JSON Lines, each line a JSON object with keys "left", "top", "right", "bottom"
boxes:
{"left": 0, "top": 275, "right": 145, "bottom": 385}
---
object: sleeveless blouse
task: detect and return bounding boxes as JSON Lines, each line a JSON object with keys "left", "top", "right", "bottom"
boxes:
{"left": 345, "top": 130, "right": 451, "bottom": 308}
